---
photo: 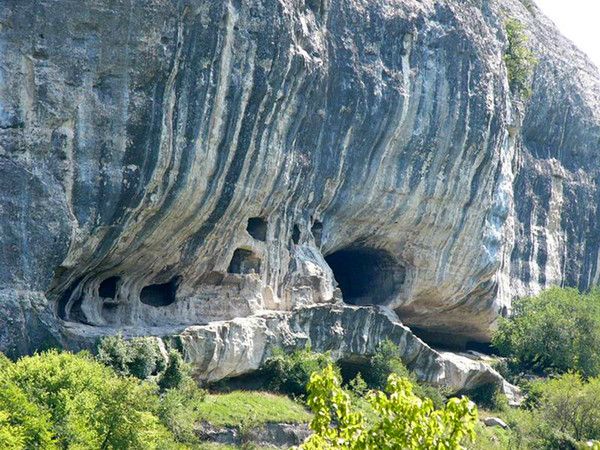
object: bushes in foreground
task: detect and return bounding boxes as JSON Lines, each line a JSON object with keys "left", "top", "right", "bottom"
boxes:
{"left": 0, "top": 348, "right": 208, "bottom": 449}
{"left": 261, "top": 340, "right": 448, "bottom": 408}
{"left": 530, "top": 373, "right": 600, "bottom": 444}
{"left": 0, "top": 351, "right": 174, "bottom": 449}
{"left": 300, "top": 365, "right": 478, "bottom": 450}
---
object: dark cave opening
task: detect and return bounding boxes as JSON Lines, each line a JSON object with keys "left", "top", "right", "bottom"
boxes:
{"left": 99, "top": 276, "right": 119, "bottom": 299}
{"left": 325, "top": 247, "right": 405, "bottom": 306}
{"left": 227, "top": 248, "right": 262, "bottom": 275}
{"left": 292, "top": 224, "right": 301, "bottom": 245}
{"left": 140, "top": 276, "right": 180, "bottom": 307}
{"left": 246, "top": 217, "right": 268, "bottom": 241}
{"left": 69, "top": 294, "right": 89, "bottom": 324}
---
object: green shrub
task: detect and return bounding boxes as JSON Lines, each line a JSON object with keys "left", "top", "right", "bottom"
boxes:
{"left": 158, "top": 350, "right": 191, "bottom": 392}
{"left": 533, "top": 373, "right": 600, "bottom": 442}
{"left": 300, "top": 365, "right": 478, "bottom": 449}
{"left": 96, "top": 334, "right": 165, "bottom": 379}
{"left": 158, "top": 378, "right": 206, "bottom": 443}
{"left": 0, "top": 350, "right": 175, "bottom": 449}
{"left": 504, "top": 18, "right": 537, "bottom": 98}
{"left": 467, "top": 383, "right": 507, "bottom": 411}
{"left": 260, "top": 347, "right": 333, "bottom": 397}
{"left": 360, "top": 339, "right": 449, "bottom": 408}
{"left": 361, "top": 339, "right": 411, "bottom": 390}
{"left": 492, "top": 287, "right": 600, "bottom": 377}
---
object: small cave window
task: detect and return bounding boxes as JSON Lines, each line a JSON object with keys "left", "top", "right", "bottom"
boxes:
{"left": 311, "top": 221, "right": 323, "bottom": 247}
{"left": 246, "top": 217, "right": 268, "bottom": 241}
{"left": 99, "top": 276, "right": 119, "bottom": 299}
{"left": 228, "top": 249, "right": 262, "bottom": 275}
{"left": 325, "top": 247, "right": 405, "bottom": 306}
{"left": 140, "top": 276, "right": 180, "bottom": 307}
{"left": 292, "top": 224, "right": 301, "bottom": 245}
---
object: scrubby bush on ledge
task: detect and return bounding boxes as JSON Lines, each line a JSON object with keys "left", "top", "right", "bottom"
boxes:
{"left": 504, "top": 18, "right": 537, "bottom": 99}
{"left": 96, "top": 334, "right": 166, "bottom": 380}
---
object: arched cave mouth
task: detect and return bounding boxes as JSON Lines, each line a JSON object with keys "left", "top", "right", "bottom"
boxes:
{"left": 325, "top": 247, "right": 405, "bottom": 306}
{"left": 140, "top": 276, "right": 180, "bottom": 307}
{"left": 99, "top": 276, "right": 119, "bottom": 299}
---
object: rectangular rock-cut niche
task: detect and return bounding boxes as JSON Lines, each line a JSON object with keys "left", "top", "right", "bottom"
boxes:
{"left": 228, "top": 248, "right": 261, "bottom": 275}
{"left": 246, "top": 217, "right": 268, "bottom": 241}
{"left": 140, "top": 276, "right": 180, "bottom": 307}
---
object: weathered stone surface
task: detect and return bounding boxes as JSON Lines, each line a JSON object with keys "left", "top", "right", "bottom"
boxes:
{"left": 483, "top": 416, "right": 508, "bottom": 429}
{"left": 171, "top": 304, "right": 518, "bottom": 395}
{"left": 198, "top": 421, "right": 311, "bottom": 448}
{"left": 0, "top": 0, "right": 599, "bottom": 379}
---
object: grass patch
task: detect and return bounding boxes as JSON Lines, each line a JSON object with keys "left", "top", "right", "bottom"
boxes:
{"left": 197, "top": 391, "right": 311, "bottom": 427}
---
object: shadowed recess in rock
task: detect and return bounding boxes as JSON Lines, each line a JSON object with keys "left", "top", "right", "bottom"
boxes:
{"left": 99, "top": 276, "right": 119, "bottom": 299}
{"left": 246, "top": 217, "right": 268, "bottom": 241}
{"left": 311, "top": 221, "right": 323, "bottom": 247}
{"left": 140, "top": 277, "right": 180, "bottom": 307}
{"left": 228, "top": 249, "right": 261, "bottom": 275}
{"left": 292, "top": 224, "right": 301, "bottom": 245}
{"left": 325, "top": 247, "right": 405, "bottom": 306}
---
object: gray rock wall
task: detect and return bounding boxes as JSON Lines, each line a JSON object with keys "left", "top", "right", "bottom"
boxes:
{"left": 0, "top": 0, "right": 599, "bottom": 355}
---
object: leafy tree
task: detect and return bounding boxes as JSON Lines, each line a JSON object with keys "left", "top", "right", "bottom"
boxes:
{"left": 504, "top": 18, "right": 537, "bottom": 98}
{"left": 0, "top": 378, "right": 56, "bottom": 449}
{"left": 300, "top": 364, "right": 478, "bottom": 450}
{"left": 532, "top": 373, "right": 600, "bottom": 443}
{"left": 1, "top": 350, "right": 176, "bottom": 449}
{"left": 96, "top": 334, "right": 165, "bottom": 379}
{"left": 492, "top": 287, "right": 600, "bottom": 377}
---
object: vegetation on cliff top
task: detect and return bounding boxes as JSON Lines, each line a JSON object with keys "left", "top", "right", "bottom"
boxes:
{"left": 504, "top": 18, "right": 537, "bottom": 98}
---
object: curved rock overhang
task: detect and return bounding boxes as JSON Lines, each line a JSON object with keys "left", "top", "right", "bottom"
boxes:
{"left": 0, "top": 0, "right": 599, "bottom": 357}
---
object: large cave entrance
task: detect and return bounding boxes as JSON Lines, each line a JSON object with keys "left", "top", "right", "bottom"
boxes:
{"left": 140, "top": 276, "right": 180, "bottom": 307}
{"left": 325, "top": 247, "right": 405, "bottom": 306}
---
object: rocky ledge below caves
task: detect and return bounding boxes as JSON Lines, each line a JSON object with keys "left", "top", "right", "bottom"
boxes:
{"left": 61, "top": 303, "right": 520, "bottom": 402}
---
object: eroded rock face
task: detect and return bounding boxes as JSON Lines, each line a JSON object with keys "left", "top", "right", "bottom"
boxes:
{"left": 171, "top": 304, "right": 518, "bottom": 399}
{"left": 0, "top": 0, "right": 599, "bottom": 359}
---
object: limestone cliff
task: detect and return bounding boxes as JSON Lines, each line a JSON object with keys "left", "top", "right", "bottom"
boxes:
{"left": 0, "top": 0, "right": 598, "bottom": 386}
